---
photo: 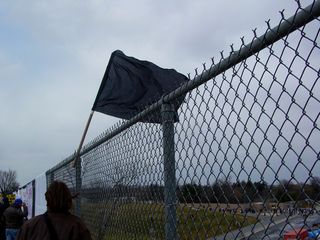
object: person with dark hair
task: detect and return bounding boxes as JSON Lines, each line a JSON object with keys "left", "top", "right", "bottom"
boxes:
{"left": 17, "top": 181, "right": 92, "bottom": 240}
{"left": 3, "top": 198, "right": 27, "bottom": 240}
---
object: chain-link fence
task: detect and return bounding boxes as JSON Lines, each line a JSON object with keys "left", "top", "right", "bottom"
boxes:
{"left": 46, "top": 1, "right": 320, "bottom": 239}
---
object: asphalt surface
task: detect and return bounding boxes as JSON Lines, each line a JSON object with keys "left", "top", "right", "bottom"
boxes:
{"left": 212, "top": 213, "right": 320, "bottom": 240}
{"left": 248, "top": 213, "right": 320, "bottom": 240}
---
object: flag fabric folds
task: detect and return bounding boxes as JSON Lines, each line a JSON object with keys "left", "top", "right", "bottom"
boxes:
{"left": 92, "top": 50, "right": 188, "bottom": 123}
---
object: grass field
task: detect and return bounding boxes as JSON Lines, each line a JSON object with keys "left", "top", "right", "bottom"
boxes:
{"left": 82, "top": 202, "right": 257, "bottom": 240}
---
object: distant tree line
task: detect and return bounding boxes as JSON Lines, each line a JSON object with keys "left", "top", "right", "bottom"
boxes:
{"left": 0, "top": 170, "right": 19, "bottom": 195}
{"left": 177, "top": 177, "right": 320, "bottom": 204}
{"left": 82, "top": 177, "right": 320, "bottom": 204}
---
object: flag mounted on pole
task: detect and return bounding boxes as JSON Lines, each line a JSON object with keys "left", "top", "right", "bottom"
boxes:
{"left": 92, "top": 50, "right": 188, "bottom": 123}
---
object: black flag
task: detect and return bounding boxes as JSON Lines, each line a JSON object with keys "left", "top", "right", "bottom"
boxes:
{"left": 92, "top": 50, "right": 188, "bottom": 123}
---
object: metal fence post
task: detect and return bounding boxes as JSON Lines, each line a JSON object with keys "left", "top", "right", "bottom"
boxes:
{"left": 161, "top": 103, "right": 177, "bottom": 240}
{"left": 32, "top": 180, "right": 36, "bottom": 218}
{"left": 50, "top": 171, "right": 54, "bottom": 187}
{"left": 75, "top": 158, "right": 82, "bottom": 217}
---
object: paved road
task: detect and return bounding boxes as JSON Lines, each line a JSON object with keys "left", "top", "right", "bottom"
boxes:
{"left": 212, "top": 213, "right": 320, "bottom": 240}
{"left": 249, "top": 214, "right": 320, "bottom": 240}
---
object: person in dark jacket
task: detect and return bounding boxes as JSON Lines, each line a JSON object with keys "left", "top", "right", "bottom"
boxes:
{"left": 0, "top": 197, "right": 10, "bottom": 240}
{"left": 3, "top": 198, "right": 27, "bottom": 240}
{"left": 17, "top": 181, "right": 92, "bottom": 240}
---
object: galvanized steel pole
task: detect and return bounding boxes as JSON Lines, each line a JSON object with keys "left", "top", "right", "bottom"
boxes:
{"left": 161, "top": 103, "right": 177, "bottom": 240}
{"left": 49, "top": 171, "right": 54, "bottom": 186}
{"left": 75, "top": 157, "right": 82, "bottom": 217}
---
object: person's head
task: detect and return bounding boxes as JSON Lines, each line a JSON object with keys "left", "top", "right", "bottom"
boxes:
{"left": 2, "top": 196, "right": 9, "bottom": 206}
{"left": 45, "top": 181, "right": 72, "bottom": 213}
{"left": 13, "top": 198, "right": 22, "bottom": 208}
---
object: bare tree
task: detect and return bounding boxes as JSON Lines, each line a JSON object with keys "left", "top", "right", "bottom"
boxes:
{"left": 0, "top": 170, "right": 19, "bottom": 194}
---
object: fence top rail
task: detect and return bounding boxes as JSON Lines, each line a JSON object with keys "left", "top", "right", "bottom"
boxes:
{"left": 47, "top": 0, "right": 320, "bottom": 174}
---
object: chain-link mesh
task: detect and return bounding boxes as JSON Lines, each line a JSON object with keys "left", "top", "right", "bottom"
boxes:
{"left": 47, "top": 1, "right": 320, "bottom": 239}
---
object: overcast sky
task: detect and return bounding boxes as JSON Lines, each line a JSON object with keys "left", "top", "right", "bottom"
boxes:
{"left": 0, "top": 1, "right": 310, "bottom": 185}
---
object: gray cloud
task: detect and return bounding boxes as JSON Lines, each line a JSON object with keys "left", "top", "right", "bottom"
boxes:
{"left": 0, "top": 0, "right": 314, "bottom": 185}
